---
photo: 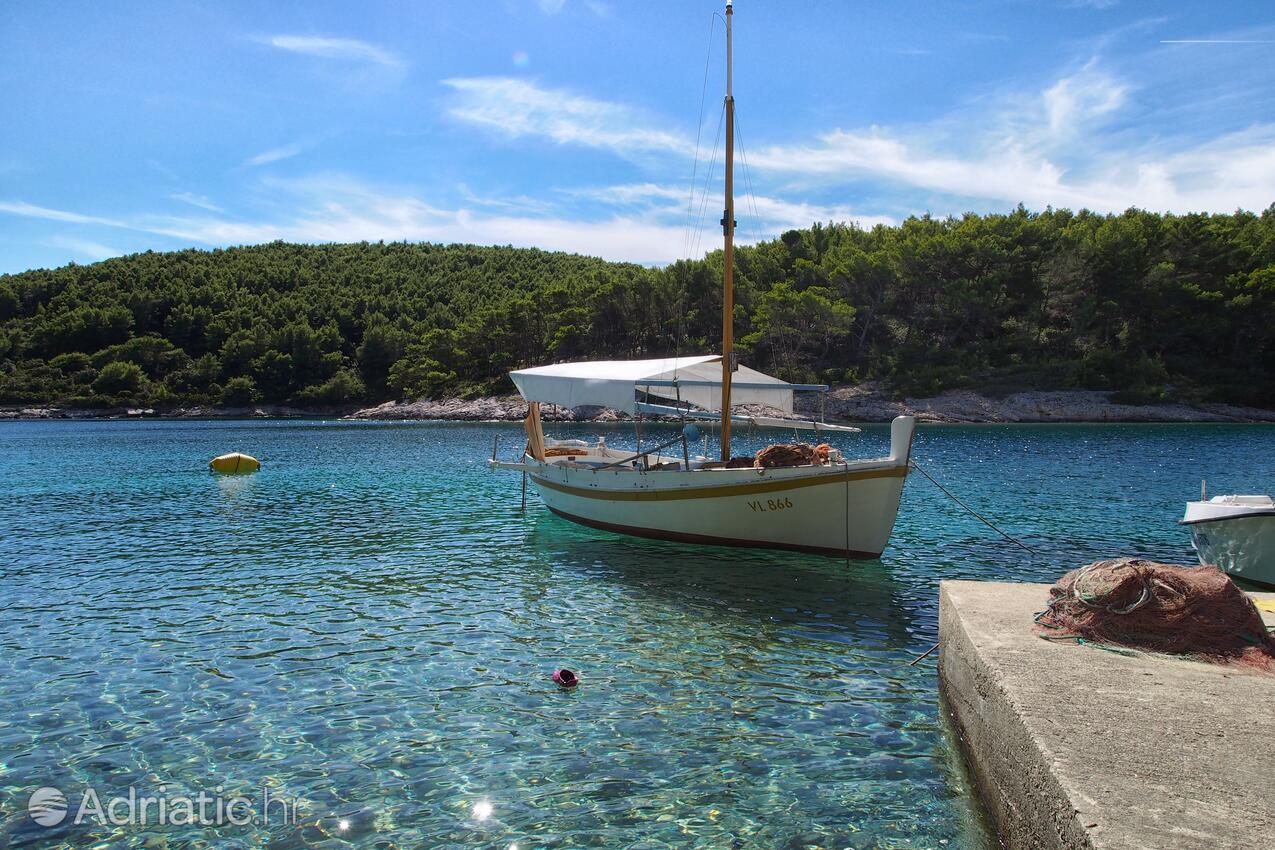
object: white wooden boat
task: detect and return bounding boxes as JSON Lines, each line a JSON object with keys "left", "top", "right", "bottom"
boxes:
{"left": 493, "top": 367, "right": 915, "bottom": 557}
{"left": 1182, "top": 494, "right": 1275, "bottom": 589}
{"left": 489, "top": 1, "right": 917, "bottom": 559}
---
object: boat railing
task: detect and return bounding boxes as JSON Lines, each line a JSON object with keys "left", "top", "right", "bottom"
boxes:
{"left": 592, "top": 432, "right": 689, "bottom": 471}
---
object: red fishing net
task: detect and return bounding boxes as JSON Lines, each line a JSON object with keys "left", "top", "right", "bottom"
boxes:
{"left": 754, "top": 443, "right": 815, "bottom": 468}
{"left": 1036, "top": 558, "right": 1275, "bottom": 674}
{"left": 753, "top": 443, "right": 833, "bottom": 468}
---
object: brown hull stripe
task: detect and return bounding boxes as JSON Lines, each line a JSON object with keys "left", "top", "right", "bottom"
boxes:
{"left": 546, "top": 506, "right": 882, "bottom": 560}
{"left": 533, "top": 464, "right": 907, "bottom": 502}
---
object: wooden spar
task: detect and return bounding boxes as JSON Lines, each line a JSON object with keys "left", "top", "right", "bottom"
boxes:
{"left": 720, "top": 0, "right": 735, "bottom": 462}
{"left": 524, "top": 401, "right": 546, "bottom": 461}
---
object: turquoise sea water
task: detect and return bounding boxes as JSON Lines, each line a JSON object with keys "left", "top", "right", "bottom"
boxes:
{"left": 0, "top": 419, "right": 1272, "bottom": 849}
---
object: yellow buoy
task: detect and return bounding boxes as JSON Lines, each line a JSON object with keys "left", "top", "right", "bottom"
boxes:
{"left": 209, "top": 452, "right": 261, "bottom": 474}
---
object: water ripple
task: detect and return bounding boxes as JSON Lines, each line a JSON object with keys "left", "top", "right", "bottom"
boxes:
{"left": 1, "top": 419, "right": 1270, "bottom": 848}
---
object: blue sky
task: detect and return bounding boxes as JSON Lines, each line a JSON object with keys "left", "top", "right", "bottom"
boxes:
{"left": 1, "top": 0, "right": 1273, "bottom": 274}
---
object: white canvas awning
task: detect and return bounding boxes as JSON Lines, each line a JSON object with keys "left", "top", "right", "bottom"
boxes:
{"left": 509, "top": 355, "right": 797, "bottom": 415}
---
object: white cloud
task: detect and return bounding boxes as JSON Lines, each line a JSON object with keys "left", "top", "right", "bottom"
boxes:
{"left": 2, "top": 170, "right": 893, "bottom": 267}
{"left": 563, "top": 182, "right": 895, "bottom": 261}
{"left": 565, "top": 183, "right": 687, "bottom": 206}
{"left": 170, "top": 192, "right": 224, "bottom": 213}
{"left": 0, "top": 174, "right": 898, "bottom": 270}
{"left": 566, "top": 181, "right": 893, "bottom": 228}
{"left": 443, "top": 77, "right": 692, "bottom": 157}
{"left": 0, "top": 177, "right": 686, "bottom": 265}
{"left": 533, "top": 0, "right": 611, "bottom": 16}
{"left": 0, "top": 199, "right": 278, "bottom": 246}
{"left": 0, "top": 201, "right": 124, "bottom": 227}
{"left": 243, "top": 142, "right": 307, "bottom": 168}
{"left": 1041, "top": 62, "right": 1128, "bottom": 139}
{"left": 457, "top": 184, "right": 557, "bottom": 216}
{"left": 11, "top": 46, "right": 1272, "bottom": 274}
{"left": 44, "top": 236, "right": 122, "bottom": 262}
{"left": 746, "top": 195, "right": 895, "bottom": 232}
{"left": 248, "top": 174, "right": 687, "bottom": 262}
{"left": 748, "top": 62, "right": 1275, "bottom": 215}
{"left": 266, "top": 35, "right": 402, "bottom": 67}
{"left": 437, "top": 61, "right": 1272, "bottom": 221}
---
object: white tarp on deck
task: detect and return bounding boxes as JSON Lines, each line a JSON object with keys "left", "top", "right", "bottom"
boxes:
{"left": 509, "top": 355, "right": 795, "bottom": 415}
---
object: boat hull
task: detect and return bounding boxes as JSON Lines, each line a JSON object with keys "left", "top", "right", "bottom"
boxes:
{"left": 530, "top": 462, "right": 909, "bottom": 559}
{"left": 1183, "top": 502, "right": 1275, "bottom": 589}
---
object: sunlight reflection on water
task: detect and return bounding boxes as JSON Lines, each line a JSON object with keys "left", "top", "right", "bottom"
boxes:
{"left": 0, "top": 419, "right": 1270, "bottom": 848}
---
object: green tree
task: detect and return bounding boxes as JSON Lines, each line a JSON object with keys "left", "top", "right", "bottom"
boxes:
{"left": 0, "top": 214, "right": 1270, "bottom": 409}
{"left": 357, "top": 322, "right": 407, "bottom": 397}
{"left": 295, "top": 368, "right": 366, "bottom": 405}
{"left": 221, "top": 376, "right": 260, "bottom": 407}
{"left": 45, "top": 306, "right": 134, "bottom": 355}
{"left": 741, "top": 283, "right": 855, "bottom": 381}
{"left": 0, "top": 284, "right": 18, "bottom": 320}
{"left": 91, "top": 361, "right": 146, "bottom": 396}
{"left": 91, "top": 334, "right": 190, "bottom": 378}
{"left": 388, "top": 354, "right": 457, "bottom": 399}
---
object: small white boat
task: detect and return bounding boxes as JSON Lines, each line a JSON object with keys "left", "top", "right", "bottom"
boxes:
{"left": 1181, "top": 494, "right": 1275, "bottom": 588}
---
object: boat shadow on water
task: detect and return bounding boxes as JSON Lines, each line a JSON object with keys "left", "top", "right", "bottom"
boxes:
{"left": 523, "top": 512, "right": 919, "bottom": 648}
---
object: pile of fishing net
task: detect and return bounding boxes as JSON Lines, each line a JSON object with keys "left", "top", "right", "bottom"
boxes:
{"left": 1036, "top": 558, "right": 1275, "bottom": 674}
{"left": 753, "top": 443, "right": 833, "bottom": 468}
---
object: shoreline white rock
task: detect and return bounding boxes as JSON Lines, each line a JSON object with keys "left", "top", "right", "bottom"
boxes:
{"left": 811, "top": 385, "right": 1275, "bottom": 424}
{"left": 4, "top": 386, "right": 1273, "bottom": 423}
{"left": 348, "top": 386, "right": 1275, "bottom": 424}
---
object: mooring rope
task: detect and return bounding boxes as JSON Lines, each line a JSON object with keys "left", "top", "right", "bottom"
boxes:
{"left": 843, "top": 459, "right": 852, "bottom": 567}
{"left": 910, "top": 460, "right": 1036, "bottom": 554}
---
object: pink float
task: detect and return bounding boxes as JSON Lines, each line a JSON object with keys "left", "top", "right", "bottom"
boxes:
{"left": 552, "top": 669, "right": 578, "bottom": 688}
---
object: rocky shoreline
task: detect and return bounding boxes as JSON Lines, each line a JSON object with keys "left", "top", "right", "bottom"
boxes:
{"left": 812, "top": 385, "right": 1275, "bottom": 424}
{"left": 5, "top": 385, "right": 1274, "bottom": 423}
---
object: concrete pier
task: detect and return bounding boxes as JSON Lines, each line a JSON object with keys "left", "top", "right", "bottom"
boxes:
{"left": 939, "top": 581, "right": 1275, "bottom": 850}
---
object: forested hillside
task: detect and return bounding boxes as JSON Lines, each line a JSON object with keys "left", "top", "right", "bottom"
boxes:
{"left": 1, "top": 205, "right": 1272, "bottom": 409}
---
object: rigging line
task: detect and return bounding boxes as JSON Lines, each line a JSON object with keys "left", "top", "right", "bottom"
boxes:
{"left": 671, "top": 12, "right": 723, "bottom": 370}
{"left": 674, "top": 102, "right": 724, "bottom": 363}
{"left": 674, "top": 11, "right": 721, "bottom": 365}
{"left": 681, "top": 11, "right": 723, "bottom": 262}
{"left": 910, "top": 460, "right": 1037, "bottom": 554}
{"left": 727, "top": 107, "right": 759, "bottom": 244}
{"left": 691, "top": 104, "right": 725, "bottom": 259}
{"left": 674, "top": 13, "right": 724, "bottom": 370}
{"left": 689, "top": 103, "right": 726, "bottom": 263}
{"left": 732, "top": 112, "right": 765, "bottom": 248}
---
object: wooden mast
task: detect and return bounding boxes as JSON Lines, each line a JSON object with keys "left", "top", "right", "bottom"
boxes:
{"left": 719, "top": 0, "right": 735, "bottom": 461}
